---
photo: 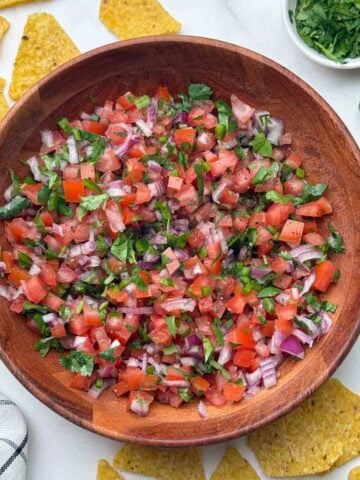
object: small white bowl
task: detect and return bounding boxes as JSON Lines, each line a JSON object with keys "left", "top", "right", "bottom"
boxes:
{"left": 282, "top": 0, "right": 360, "bottom": 70}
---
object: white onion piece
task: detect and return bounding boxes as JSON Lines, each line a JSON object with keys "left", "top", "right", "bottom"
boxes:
{"left": 41, "top": 130, "right": 54, "bottom": 147}
{"left": 161, "top": 298, "right": 196, "bottom": 313}
{"left": 218, "top": 345, "right": 232, "bottom": 365}
{"left": 197, "top": 400, "right": 208, "bottom": 419}
{"left": 67, "top": 135, "right": 79, "bottom": 164}
{"left": 136, "top": 119, "right": 152, "bottom": 137}
{"left": 29, "top": 264, "right": 41, "bottom": 275}
{"left": 42, "top": 313, "right": 57, "bottom": 323}
{"left": 27, "top": 156, "right": 47, "bottom": 182}
{"left": 300, "top": 272, "right": 316, "bottom": 297}
{"left": 4, "top": 185, "right": 13, "bottom": 202}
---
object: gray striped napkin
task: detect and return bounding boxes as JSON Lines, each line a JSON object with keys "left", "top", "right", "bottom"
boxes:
{"left": 0, "top": 392, "right": 27, "bottom": 480}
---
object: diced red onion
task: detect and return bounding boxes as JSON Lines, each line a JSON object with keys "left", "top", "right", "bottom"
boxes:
{"left": 82, "top": 241, "right": 96, "bottom": 255}
{"left": 87, "top": 379, "right": 115, "bottom": 399}
{"left": 148, "top": 357, "right": 166, "bottom": 375}
{"left": 42, "top": 313, "right": 57, "bottom": 323}
{"left": 180, "top": 357, "right": 197, "bottom": 367}
{"left": 319, "top": 310, "right": 332, "bottom": 335}
{"left": 130, "top": 397, "right": 150, "bottom": 416}
{"left": 174, "top": 111, "right": 188, "bottom": 124}
{"left": 174, "top": 248, "right": 189, "bottom": 261}
{"left": 300, "top": 272, "right": 316, "bottom": 297}
{"left": 118, "top": 306, "right": 154, "bottom": 315}
{"left": 0, "top": 285, "right": 19, "bottom": 301}
{"left": 141, "top": 353, "right": 148, "bottom": 373}
{"left": 4, "top": 185, "right": 13, "bottom": 202}
{"left": 80, "top": 112, "right": 93, "bottom": 120}
{"left": 52, "top": 223, "right": 64, "bottom": 236}
{"left": 260, "top": 357, "right": 277, "bottom": 389}
{"left": 280, "top": 335, "right": 305, "bottom": 359}
{"left": 41, "top": 130, "right": 54, "bottom": 148}
{"left": 97, "top": 365, "right": 114, "bottom": 378}
{"left": 185, "top": 334, "right": 201, "bottom": 349}
{"left": 137, "top": 260, "right": 158, "bottom": 270}
{"left": 290, "top": 244, "right": 317, "bottom": 258}
{"left": 212, "top": 180, "right": 228, "bottom": 204}
{"left": 69, "top": 245, "right": 83, "bottom": 257}
{"left": 161, "top": 298, "right": 196, "bottom": 313}
{"left": 29, "top": 264, "right": 41, "bottom": 276}
{"left": 218, "top": 345, "right": 233, "bottom": 365}
{"left": 127, "top": 357, "right": 140, "bottom": 367}
{"left": 148, "top": 180, "right": 166, "bottom": 197}
{"left": 245, "top": 368, "right": 262, "bottom": 386}
{"left": 269, "top": 330, "right": 287, "bottom": 355}
{"left": 252, "top": 326, "right": 264, "bottom": 343}
{"left": 238, "top": 246, "right": 248, "bottom": 261}
{"left": 113, "top": 126, "right": 134, "bottom": 157}
{"left": 267, "top": 118, "right": 284, "bottom": 145}
{"left": 296, "top": 315, "right": 321, "bottom": 337}
{"left": 218, "top": 138, "right": 237, "bottom": 149}
{"left": 275, "top": 292, "right": 290, "bottom": 305}
{"left": 149, "top": 234, "right": 167, "bottom": 245}
{"left": 147, "top": 97, "right": 158, "bottom": 124}
{"left": 27, "top": 156, "right": 47, "bottom": 182}
{"left": 147, "top": 160, "right": 162, "bottom": 174}
{"left": 136, "top": 119, "right": 152, "bottom": 137}
{"left": 293, "top": 328, "right": 314, "bottom": 346}
{"left": 297, "top": 250, "right": 323, "bottom": 263}
{"left": 245, "top": 384, "right": 261, "bottom": 399}
{"left": 67, "top": 136, "right": 79, "bottom": 164}
{"left": 197, "top": 400, "right": 208, "bottom": 419}
{"left": 250, "top": 266, "right": 271, "bottom": 278}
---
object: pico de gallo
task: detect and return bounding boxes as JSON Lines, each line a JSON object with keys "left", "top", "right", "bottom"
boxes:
{"left": 0, "top": 83, "right": 344, "bottom": 417}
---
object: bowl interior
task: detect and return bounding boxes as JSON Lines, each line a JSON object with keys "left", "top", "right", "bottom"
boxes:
{"left": 0, "top": 37, "right": 359, "bottom": 446}
{"left": 282, "top": 0, "right": 360, "bottom": 70}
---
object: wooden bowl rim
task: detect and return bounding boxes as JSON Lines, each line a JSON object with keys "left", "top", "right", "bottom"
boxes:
{"left": 0, "top": 35, "right": 359, "bottom": 446}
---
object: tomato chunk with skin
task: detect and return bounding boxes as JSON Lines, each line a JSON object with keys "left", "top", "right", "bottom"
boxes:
{"left": 22, "top": 276, "right": 47, "bottom": 304}
{"left": 313, "top": 260, "right": 337, "bottom": 292}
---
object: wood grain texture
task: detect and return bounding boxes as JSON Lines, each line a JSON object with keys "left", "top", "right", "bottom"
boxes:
{"left": 0, "top": 36, "right": 359, "bottom": 446}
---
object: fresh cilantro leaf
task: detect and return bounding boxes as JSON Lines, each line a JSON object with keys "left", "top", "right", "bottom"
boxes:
{"left": 18, "top": 251, "right": 32, "bottom": 269}
{"left": 79, "top": 193, "right": 108, "bottom": 220}
{"left": 83, "top": 178, "right": 102, "bottom": 193}
{"left": 162, "top": 344, "right": 179, "bottom": 355}
{"left": 0, "top": 196, "right": 30, "bottom": 219}
{"left": 265, "top": 190, "right": 292, "bottom": 204}
{"left": 212, "top": 319, "right": 225, "bottom": 346}
{"left": 98, "top": 347, "right": 117, "bottom": 362}
{"left": 251, "top": 132, "right": 273, "bottom": 157}
{"left": 327, "top": 224, "right": 345, "bottom": 254}
{"left": 203, "top": 336, "right": 214, "bottom": 363}
{"left": 34, "top": 337, "right": 64, "bottom": 357}
{"left": 178, "top": 388, "right": 193, "bottom": 402}
{"left": 165, "top": 315, "right": 177, "bottom": 337}
{"left": 154, "top": 201, "right": 171, "bottom": 222}
{"left": 188, "top": 83, "right": 213, "bottom": 101}
{"left": 37, "top": 186, "right": 51, "bottom": 204}
{"left": 10, "top": 170, "right": 21, "bottom": 197}
{"left": 257, "top": 286, "right": 281, "bottom": 298}
{"left": 60, "top": 351, "right": 95, "bottom": 376}
{"left": 31, "top": 313, "right": 50, "bottom": 337}
{"left": 251, "top": 163, "right": 279, "bottom": 185}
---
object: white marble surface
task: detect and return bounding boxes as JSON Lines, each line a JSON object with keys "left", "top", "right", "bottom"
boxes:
{"left": 0, "top": 1, "right": 359, "bottom": 479}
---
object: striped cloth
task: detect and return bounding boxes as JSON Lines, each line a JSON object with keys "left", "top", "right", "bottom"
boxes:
{"left": 0, "top": 392, "right": 27, "bottom": 480}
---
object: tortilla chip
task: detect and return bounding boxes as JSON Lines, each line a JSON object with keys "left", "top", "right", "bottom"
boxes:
{"left": 0, "top": 79, "right": 9, "bottom": 121}
{"left": 9, "top": 13, "right": 80, "bottom": 100}
{"left": 113, "top": 444, "right": 205, "bottom": 480}
{"left": 249, "top": 379, "right": 360, "bottom": 477}
{"left": 210, "top": 448, "right": 259, "bottom": 480}
{"left": 97, "top": 459, "right": 123, "bottom": 480}
{"left": 99, "top": 0, "right": 181, "bottom": 40}
{"left": 0, "top": 16, "right": 9, "bottom": 39}
{"left": 0, "top": 0, "right": 42, "bottom": 8}
{"left": 349, "top": 466, "right": 360, "bottom": 480}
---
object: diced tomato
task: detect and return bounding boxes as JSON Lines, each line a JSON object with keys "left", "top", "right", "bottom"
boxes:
{"left": 273, "top": 273, "right": 293, "bottom": 289}
{"left": 279, "top": 220, "right": 304, "bottom": 245}
{"left": 262, "top": 320, "right": 275, "bottom": 337}
{"left": 40, "top": 263, "right": 58, "bottom": 287}
{"left": 284, "top": 177, "right": 304, "bottom": 196}
{"left": 42, "top": 293, "right": 65, "bottom": 312}
{"left": 116, "top": 92, "right": 135, "bottom": 110}
{"left": 82, "top": 120, "right": 107, "bottom": 135}
{"left": 168, "top": 175, "right": 183, "bottom": 191}
{"left": 226, "top": 294, "right": 247, "bottom": 314}
{"left": 233, "top": 215, "right": 249, "bottom": 232}
{"left": 270, "top": 256, "right": 289, "bottom": 274}
{"left": 313, "top": 260, "right": 337, "bottom": 292}
{"left": 22, "top": 276, "right": 47, "bottom": 304}
{"left": 63, "top": 180, "right": 84, "bottom": 203}
{"left": 303, "top": 232, "right": 325, "bottom": 246}
{"left": 266, "top": 202, "right": 294, "bottom": 226}
{"left": 40, "top": 211, "right": 54, "bottom": 227}
{"left": 275, "top": 303, "right": 297, "bottom": 321}
{"left": 233, "top": 349, "right": 256, "bottom": 368}
{"left": 51, "top": 323, "right": 66, "bottom": 338}
{"left": 210, "top": 149, "right": 237, "bottom": 176}
{"left": 275, "top": 318, "right": 294, "bottom": 335}
{"left": 226, "top": 326, "right": 255, "bottom": 348}
{"left": 296, "top": 197, "right": 332, "bottom": 217}
{"left": 69, "top": 315, "right": 89, "bottom": 335}
{"left": 285, "top": 152, "right": 302, "bottom": 169}
{"left": 149, "top": 324, "right": 172, "bottom": 347}
{"left": 223, "top": 383, "right": 245, "bottom": 402}
{"left": 8, "top": 267, "right": 31, "bottom": 287}
{"left": 20, "top": 183, "right": 43, "bottom": 205}
{"left": 80, "top": 162, "right": 96, "bottom": 180}
{"left": 57, "top": 263, "right": 77, "bottom": 283}
{"left": 123, "top": 159, "right": 145, "bottom": 185}
{"left": 174, "top": 127, "right": 196, "bottom": 149}
{"left": 191, "top": 376, "right": 210, "bottom": 396}
{"left": 69, "top": 373, "right": 94, "bottom": 391}
{"left": 155, "top": 85, "right": 171, "bottom": 101}
{"left": 174, "top": 184, "right": 199, "bottom": 212}
{"left": 126, "top": 367, "right": 145, "bottom": 390}
{"left": 112, "top": 381, "right": 129, "bottom": 397}
{"left": 96, "top": 147, "right": 121, "bottom": 172}
{"left": 135, "top": 182, "right": 152, "bottom": 204}
{"left": 84, "top": 305, "right": 102, "bottom": 327}
{"left": 204, "top": 385, "right": 227, "bottom": 407}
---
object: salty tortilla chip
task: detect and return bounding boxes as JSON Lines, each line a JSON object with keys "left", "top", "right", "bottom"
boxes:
{"left": 0, "top": 16, "right": 9, "bottom": 39}
{"left": 210, "top": 448, "right": 259, "bottom": 480}
{"left": 99, "top": 0, "right": 181, "bottom": 40}
{"left": 349, "top": 466, "right": 360, "bottom": 480}
{"left": 0, "top": 79, "right": 9, "bottom": 121}
{"left": 9, "top": 13, "right": 80, "bottom": 100}
{"left": 97, "top": 459, "right": 123, "bottom": 480}
{"left": 249, "top": 379, "right": 360, "bottom": 477}
{"left": 113, "top": 444, "right": 205, "bottom": 480}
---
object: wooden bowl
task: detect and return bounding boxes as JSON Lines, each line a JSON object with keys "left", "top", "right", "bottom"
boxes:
{"left": 0, "top": 36, "right": 359, "bottom": 447}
